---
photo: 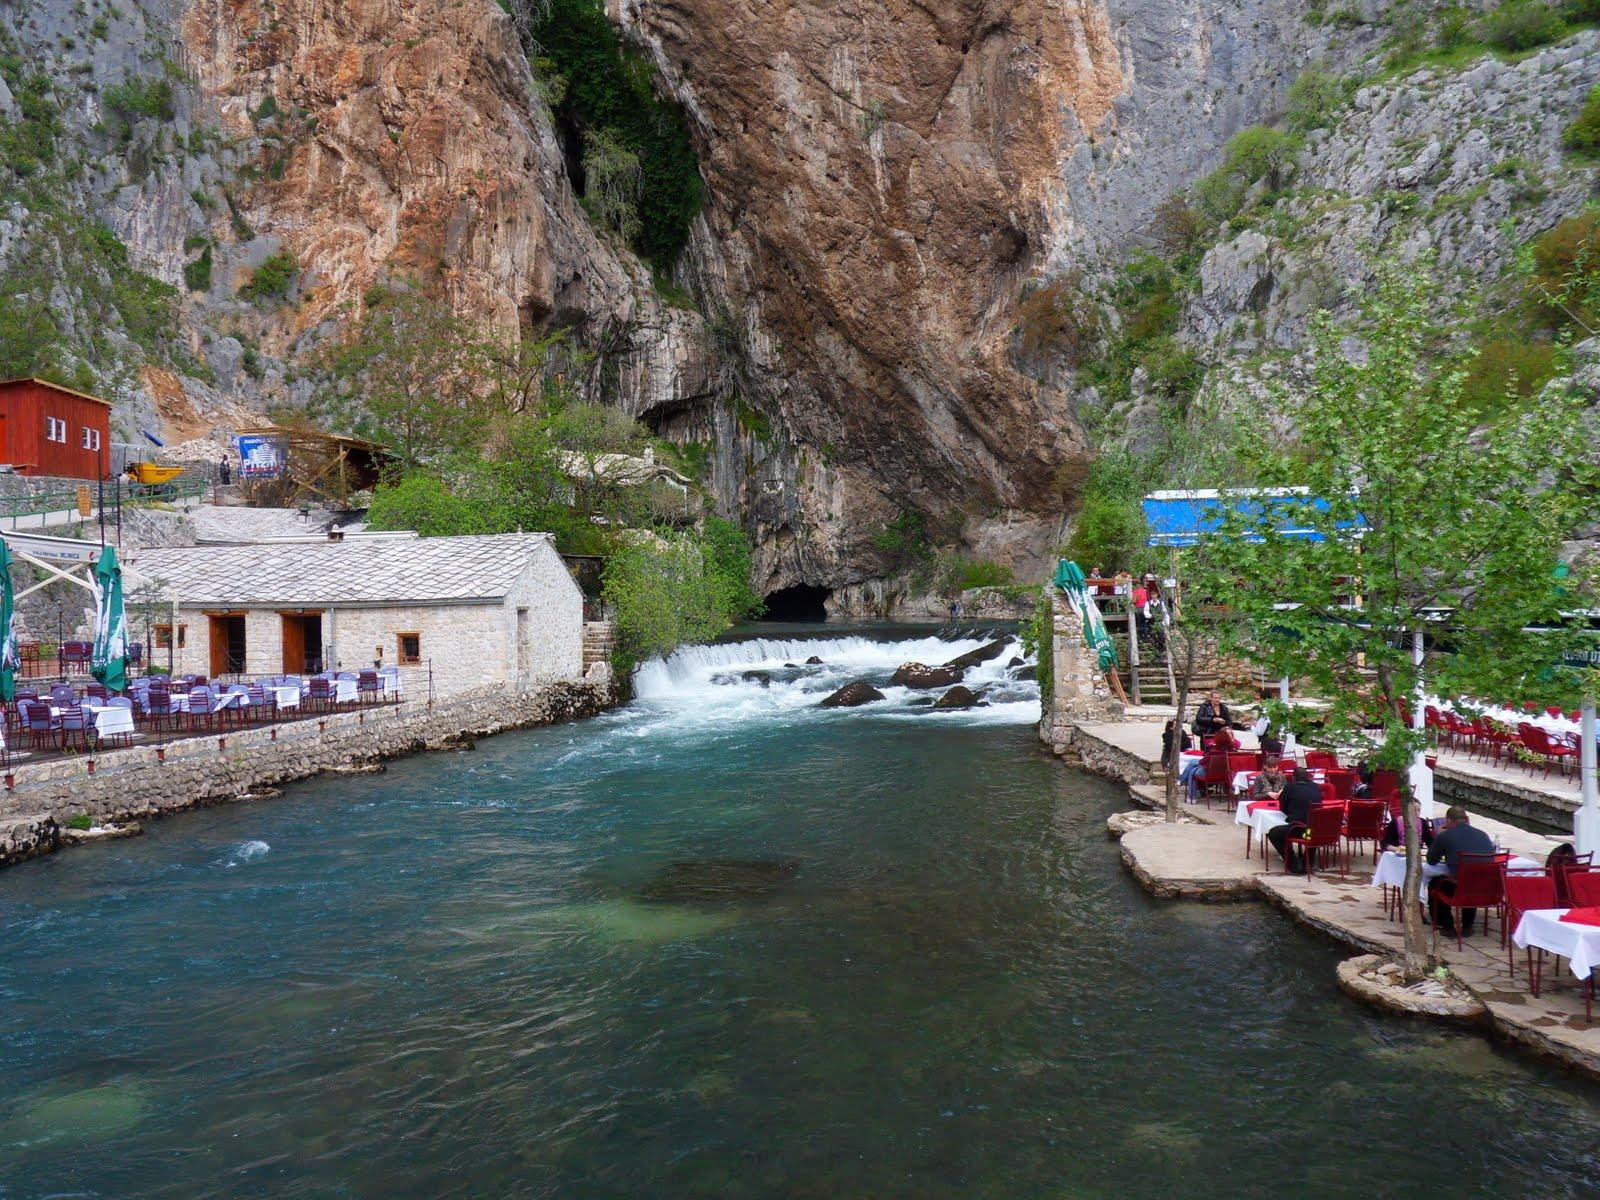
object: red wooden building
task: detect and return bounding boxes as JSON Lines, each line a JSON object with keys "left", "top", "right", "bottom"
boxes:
{"left": 0, "top": 378, "right": 114, "bottom": 479}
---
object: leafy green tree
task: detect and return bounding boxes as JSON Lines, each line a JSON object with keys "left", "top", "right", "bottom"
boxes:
{"left": 701, "top": 516, "right": 764, "bottom": 621}
{"left": 603, "top": 532, "right": 735, "bottom": 668}
{"left": 312, "top": 287, "right": 492, "bottom": 468}
{"left": 1187, "top": 259, "right": 1600, "bottom": 976}
{"left": 1194, "top": 126, "right": 1301, "bottom": 223}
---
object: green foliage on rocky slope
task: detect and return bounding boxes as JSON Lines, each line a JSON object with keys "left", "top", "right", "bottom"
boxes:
{"left": 527, "top": 0, "right": 703, "bottom": 268}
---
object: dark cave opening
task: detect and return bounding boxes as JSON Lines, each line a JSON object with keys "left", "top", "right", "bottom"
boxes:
{"left": 762, "top": 584, "right": 831, "bottom": 622}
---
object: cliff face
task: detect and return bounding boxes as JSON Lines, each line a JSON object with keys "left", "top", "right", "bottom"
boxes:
{"left": 4, "top": 0, "right": 1596, "bottom": 606}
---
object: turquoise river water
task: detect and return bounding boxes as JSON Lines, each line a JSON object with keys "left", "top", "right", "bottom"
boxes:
{"left": 3, "top": 625, "right": 1600, "bottom": 1198}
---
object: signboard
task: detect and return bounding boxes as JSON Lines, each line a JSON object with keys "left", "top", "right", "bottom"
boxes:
{"left": 236, "top": 434, "right": 285, "bottom": 478}
{"left": 75, "top": 486, "right": 92, "bottom": 517}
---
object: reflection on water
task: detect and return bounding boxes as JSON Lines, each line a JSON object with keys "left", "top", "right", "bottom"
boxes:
{"left": 2, "top": 626, "right": 1598, "bottom": 1198}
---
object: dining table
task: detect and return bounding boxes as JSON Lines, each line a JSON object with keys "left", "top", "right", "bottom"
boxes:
{"left": 1513, "top": 908, "right": 1600, "bottom": 1017}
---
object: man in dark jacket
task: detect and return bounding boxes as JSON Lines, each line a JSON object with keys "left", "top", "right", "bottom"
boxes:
{"left": 1266, "top": 767, "right": 1323, "bottom": 871}
{"left": 1427, "top": 806, "right": 1495, "bottom": 936}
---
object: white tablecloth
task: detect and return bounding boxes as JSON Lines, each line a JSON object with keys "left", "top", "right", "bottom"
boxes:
{"left": 1370, "top": 850, "right": 1540, "bottom": 898}
{"left": 271, "top": 686, "right": 301, "bottom": 709}
{"left": 51, "top": 704, "right": 135, "bottom": 739}
{"left": 306, "top": 678, "right": 358, "bottom": 703}
{"left": 1233, "top": 800, "right": 1288, "bottom": 841}
{"left": 169, "top": 691, "right": 245, "bottom": 714}
{"left": 1514, "top": 909, "right": 1600, "bottom": 980}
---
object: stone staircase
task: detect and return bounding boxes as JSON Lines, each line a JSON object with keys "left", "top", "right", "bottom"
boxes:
{"left": 582, "top": 621, "right": 616, "bottom": 669}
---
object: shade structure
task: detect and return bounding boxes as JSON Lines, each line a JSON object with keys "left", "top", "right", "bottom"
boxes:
{"left": 0, "top": 538, "right": 17, "bottom": 703}
{"left": 1054, "top": 559, "right": 1119, "bottom": 673}
{"left": 91, "top": 544, "right": 129, "bottom": 693}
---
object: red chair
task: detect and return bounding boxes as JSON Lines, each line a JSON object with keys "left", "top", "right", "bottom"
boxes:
{"left": 1567, "top": 874, "right": 1600, "bottom": 907}
{"left": 1550, "top": 852, "right": 1597, "bottom": 905}
{"left": 1369, "top": 771, "right": 1400, "bottom": 803}
{"left": 1277, "top": 757, "right": 1298, "bottom": 773}
{"left": 1442, "top": 712, "right": 1476, "bottom": 752}
{"left": 1317, "top": 781, "right": 1338, "bottom": 806}
{"left": 1518, "top": 723, "right": 1576, "bottom": 778}
{"left": 1500, "top": 869, "right": 1556, "bottom": 979}
{"left": 1283, "top": 805, "right": 1345, "bottom": 877}
{"left": 1227, "top": 753, "right": 1257, "bottom": 777}
{"left": 1471, "top": 719, "right": 1515, "bottom": 764}
{"left": 1437, "top": 852, "right": 1509, "bottom": 950}
{"left": 1343, "top": 800, "right": 1386, "bottom": 870}
{"left": 1328, "top": 770, "right": 1357, "bottom": 800}
{"left": 1304, "top": 750, "right": 1338, "bottom": 771}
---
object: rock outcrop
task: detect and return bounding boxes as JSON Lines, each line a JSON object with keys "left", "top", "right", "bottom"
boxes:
{"left": 889, "top": 663, "right": 962, "bottom": 689}
{"left": 819, "top": 681, "right": 886, "bottom": 708}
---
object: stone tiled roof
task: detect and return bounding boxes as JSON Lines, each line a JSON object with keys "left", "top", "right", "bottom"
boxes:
{"left": 130, "top": 533, "right": 555, "bottom": 606}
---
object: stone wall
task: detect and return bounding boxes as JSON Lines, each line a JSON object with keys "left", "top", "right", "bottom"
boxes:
{"left": 0, "top": 680, "right": 616, "bottom": 869}
{"left": 1040, "top": 588, "right": 1125, "bottom": 753}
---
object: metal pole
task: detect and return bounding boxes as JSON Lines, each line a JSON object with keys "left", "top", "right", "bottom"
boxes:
{"left": 1410, "top": 628, "right": 1434, "bottom": 820}
{"left": 1127, "top": 585, "right": 1142, "bottom": 707}
{"left": 1576, "top": 697, "right": 1598, "bottom": 856}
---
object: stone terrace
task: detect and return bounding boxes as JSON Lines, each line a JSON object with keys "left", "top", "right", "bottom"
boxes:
{"left": 1071, "top": 722, "right": 1600, "bottom": 1080}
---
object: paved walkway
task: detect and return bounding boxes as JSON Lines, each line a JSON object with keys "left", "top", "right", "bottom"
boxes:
{"left": 1074, "top": 720, "right": 1600, "bottom": 1078}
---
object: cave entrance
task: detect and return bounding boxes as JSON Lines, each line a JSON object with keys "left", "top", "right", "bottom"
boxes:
{"left": 763, "top": 584, "right": 831, "bottom": 622}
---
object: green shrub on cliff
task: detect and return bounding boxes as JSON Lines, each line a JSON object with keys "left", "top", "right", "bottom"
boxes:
{"left": 1193, "top": 126, "right": 1301, "bottom": 223}
{"left": 527, "top": 0, "right": 703, "bottom": 268}
{"left": 240, "top": 250, "right": 298, "bottom": 304}
{"left": 1477, "top": 0, "right": 1567, "bottom": 50}
{"left": 1564, "top": 86, "right": 1600, "bottom": 153}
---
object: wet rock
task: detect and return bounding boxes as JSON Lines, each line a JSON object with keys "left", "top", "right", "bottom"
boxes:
{"left": 805, "top": 655, "right": 824, "bottom": 665}
{"left": 1014, "top": 665, "right": 1037, "bottom": 681}
{"left": 941, "top": 638, "right": 1012, "bottom": 671}
{"left": 1006, "top": 656, "right": 1024, "bottom": 668}
{"left": 820, "top": 681, "right": 886, "bottom": 707}
{"left": 741, "top": 670, "right": 773, "bottom": 686}
{"left": 889, "top": 662, "right": 963, "bottom": 689}
{"left": 783, "top": 662, "right": 798, "bottom": 668}
{"left": 638, "top": 858, "right": 801, "bottom": 902}
{"left": 933, "top": 685, "right": 981, "bottom": 709}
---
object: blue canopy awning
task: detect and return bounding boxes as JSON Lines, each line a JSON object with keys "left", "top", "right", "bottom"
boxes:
{"left": 1141, "top": 488, "right": 1366, "bottom": 547}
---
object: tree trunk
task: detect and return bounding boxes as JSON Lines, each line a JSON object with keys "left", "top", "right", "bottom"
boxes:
{"left": 1165, "top": 630, "right": 1196, "bottom": 823}
{"left": 1400, "top": 787, "right": 1430, "bottom": 978}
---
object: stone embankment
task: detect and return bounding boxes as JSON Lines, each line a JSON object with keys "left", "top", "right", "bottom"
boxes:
{"left": 0, "top": 682, "right": 615, "bottom": 870}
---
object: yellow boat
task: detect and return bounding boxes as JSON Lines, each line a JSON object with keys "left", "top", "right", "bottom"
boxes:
{"left": 127, "top": 462, "right": 185, "bottom": 485}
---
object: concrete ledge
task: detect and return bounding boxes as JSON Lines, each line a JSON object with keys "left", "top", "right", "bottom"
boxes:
{"left": 1118, "top": 822, "right": 1260, "bottom": 901}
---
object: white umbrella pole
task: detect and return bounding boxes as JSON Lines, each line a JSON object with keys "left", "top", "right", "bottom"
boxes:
{"left": 1576, "top": 697, "right": 1599, "bottom": 857}
{"left": 1410, "top": 629, "right": 1435, "bottom": 820}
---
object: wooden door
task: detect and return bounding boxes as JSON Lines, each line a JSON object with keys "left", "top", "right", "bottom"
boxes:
{"left": 281, "top": 614, "right": 305, "bottom": 674}
{"left": 209, "top": 616, "right": 230, "bottom": 677}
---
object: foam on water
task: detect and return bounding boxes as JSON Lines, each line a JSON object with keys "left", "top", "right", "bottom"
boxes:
{"left": 223, "top": 840, "right": 271, "bottom": 867}
{"left": 629, "top": 628, "right": 1039, "bottom": 729}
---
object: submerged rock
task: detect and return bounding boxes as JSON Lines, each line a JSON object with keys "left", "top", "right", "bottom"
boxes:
{"left": 819, "top": 680, "right": 885, "bottom": 707}
{"left": 805, "top": 655, "right": 824, "bottom": 665}
{"left": 941, "top": 638, "right": 1012, "bottom": 671}
{"left": 741, "top": 670, "right": 773, "bottom": 686}
{"left": 933, "top": 685, "right": 982, "bottom": 709}
{"left": 1006, "top": 656, "right": 1024, "bottom": 668}
{"left": 889, "top": 662, "right": 963, "bottom": 688}
{"left": 638, "top": 858, "right": 802, "bottom": 902}
{"left": 1014, "top": 665, "right": 1037, "bottom": 681}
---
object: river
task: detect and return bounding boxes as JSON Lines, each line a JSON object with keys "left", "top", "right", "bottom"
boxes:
{"left": 2, "top": 625, "right": 1598, "bottom": 1197}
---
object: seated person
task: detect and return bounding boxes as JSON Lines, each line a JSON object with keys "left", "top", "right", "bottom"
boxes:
{"left": 1160, "top": 718, "right": 1191, "bottom": 768}
{"left": 1266, "top": 767, "right": 1323, "bottom": 870}
{"left": 1192, "top": 691, "right": 1233, "bottom": 739}
{"left": 1249, "top": 762, "right": 1287, "bottom": 803}
{"left": 1427, "top": 806, "right": 1494, "bottom": 937}
{"left": 1180, "top": 753, "right": 1210, "bottom": 802}
{"left": 1212, "top": 724, "right": 1240, "bottom": 754}
{"left": 1259, "top": 731, "right": 1284, "bottom": 758}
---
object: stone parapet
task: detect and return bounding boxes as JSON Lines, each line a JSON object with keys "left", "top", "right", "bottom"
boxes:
{"left": 0, "top": 682, "right": 617, "bottom": 869}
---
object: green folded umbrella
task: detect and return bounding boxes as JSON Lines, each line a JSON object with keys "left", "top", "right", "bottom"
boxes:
{"left": 1054, "top": 559, "right": 1119, "bottom": 672}
{"left": 0, "top": 538, "right": 16, "bottom": 703}
{"left": 91, "top": 544, "right": 129, "bottom": 694}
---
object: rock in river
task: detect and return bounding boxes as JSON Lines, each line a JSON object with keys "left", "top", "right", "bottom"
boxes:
{"left": 932, "top": 685, "right": 983, "bottom": 709}
{"left": 889, "top": 662, "right": 963, "bottom": 689}
{"left": 805, "top": 655, "right": 824, "bottom": 665}
{"left": 941, "top": 638, "right": 1012, "bottom": 671}
{"left": 820, "top": 681, "right": 886, "bottom": 707}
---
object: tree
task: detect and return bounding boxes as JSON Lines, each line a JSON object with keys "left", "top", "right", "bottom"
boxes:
{"left": 311, "top": 287, "right": 492, "bottom": 468}
{"left": 602, "top": 532, "right": 734, "bottom": 668}
{"left": 1187, "top": 259, "right": 1599, "bottom": 977}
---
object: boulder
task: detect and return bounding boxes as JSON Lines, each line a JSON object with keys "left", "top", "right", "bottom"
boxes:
{"left": 889, "top": 662, "right": 963, "bottom": 688}
{"left": 932, "top": 685, "right": 981, "bottom": 709}
{"left": 1014, "top": 665, "right": 1037, "bottom": 681}
{"left": 819, "top": 680, "right": 885, "bottom": 707}
{"left": 941, "top": 638, "right": 1012, "bottom": 671}
{"left": 1006, "top": 656, "right": 1024, "bottom": 668}
{"left": 741, "top": 670, "right": 773, "bottom": 686}
{"left": 805, "top": 655, "right": 824, "bottom": 665}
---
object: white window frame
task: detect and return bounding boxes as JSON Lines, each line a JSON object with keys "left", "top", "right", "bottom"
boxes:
{"left": 82, "top": 426, "right": 101, "bottom": 451}
{"left": 45, "top": 416, "right": 67, "bottom": 444}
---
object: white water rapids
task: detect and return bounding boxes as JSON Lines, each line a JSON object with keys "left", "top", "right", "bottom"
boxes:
{"left": 630, "top": 629, "right": 1039, "bottom": 727}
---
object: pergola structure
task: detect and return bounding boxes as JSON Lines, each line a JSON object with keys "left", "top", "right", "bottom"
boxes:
{"left": 235, "top": 426, "right": 391, "bottom": 509}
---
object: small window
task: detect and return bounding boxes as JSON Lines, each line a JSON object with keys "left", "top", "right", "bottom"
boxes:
{"left": 396, "top": 632, "right": 421, "bottom": 665}
{"left": 81, "top": 427, "right": 101, "bottom": 451}
{"left": 153, "top": 623, "right": 187, "bottom": 649}
{"left": 45, "top": 416, "right": 67, "bottom": 443}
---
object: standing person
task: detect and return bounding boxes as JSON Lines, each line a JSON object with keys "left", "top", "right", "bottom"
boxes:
{"left": 1192, "top": 690, "right": 1232, "bottom": 739}
{"left": 1161, "top": 718, "right": 1191, "bottom": 768}
{"left": 218, "top": 457, "right": 232, "bottom": 486}
{"left": 1266, "top": 767, "right": 1323, "bottom": 870}
{"left": 1131, "top": 577, "right": 1150, "bottom": 642}
{"left": 1427, "top": 806, "right": 1495, "bottom": 937}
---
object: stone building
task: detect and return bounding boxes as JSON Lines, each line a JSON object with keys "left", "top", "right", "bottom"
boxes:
{"left": 129, "top": 533, "right": 584, "bottom": 697}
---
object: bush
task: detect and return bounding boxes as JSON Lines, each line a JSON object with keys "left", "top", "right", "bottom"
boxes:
{"left": 1194, "top": 126, "right": 1301, "bottom": 222}
{"left": 1477, "top": 0, "right": 1567, "bottom": 50}
{"left": 66, "top": 813, "right": 93, "bottom": 831}
{"left": 183, "top": 245, "right": 212, "bottom": 292}
{"left": 1565, "top": 85, "right": 1600, "bottom": 152}
{"left": 1286, "top": 67, "right": 1345, "bottom": 134}
{"left": 1148, "top": 194, "right": 1206, "bottom": 263}
{"left": 702, "top": 516, "right": 764, "bottom": 621}
{"left": 1435, "top": 5, "right": 1477, "bottom": 48}
{"left": 1014, "top": 272, "right": 1101, "bottom": 365}
{"left": 239, "top": 250, "right": 297, "bottom": 303}
{"left": 1525, "top": 211, "right": 1600, "bottom": 331}
{"left": 580, "top": 127, "right": 643, "bottom": 241}
{"left": 871, "top": 511, "right": 931, "bottom": 571}
{"left": 936, "top": 555, "right": 1015, "bottom": 594}
{"left": 1063, "top": 493, "right": 1147, "bottom": 574}
{"left": 604, "top": 530, "right": 747, "bottom": 668}
{"left": 366, "top": 473, "right": 501, "bottom": 536}
{"left": 1460, "top": 334, "right": 1559, "bottom": 411}
{"left": 1137, "top": 335, "right": 1204, "bottom": 401}
{"left": 529, "top": 0, "right": 703, "bottom": 267}
{"left": 103, "top": 75, "right": 174, "bottom": 125}
{"left": 1565, "top": 0, "right": 1600, "bottom": 20}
